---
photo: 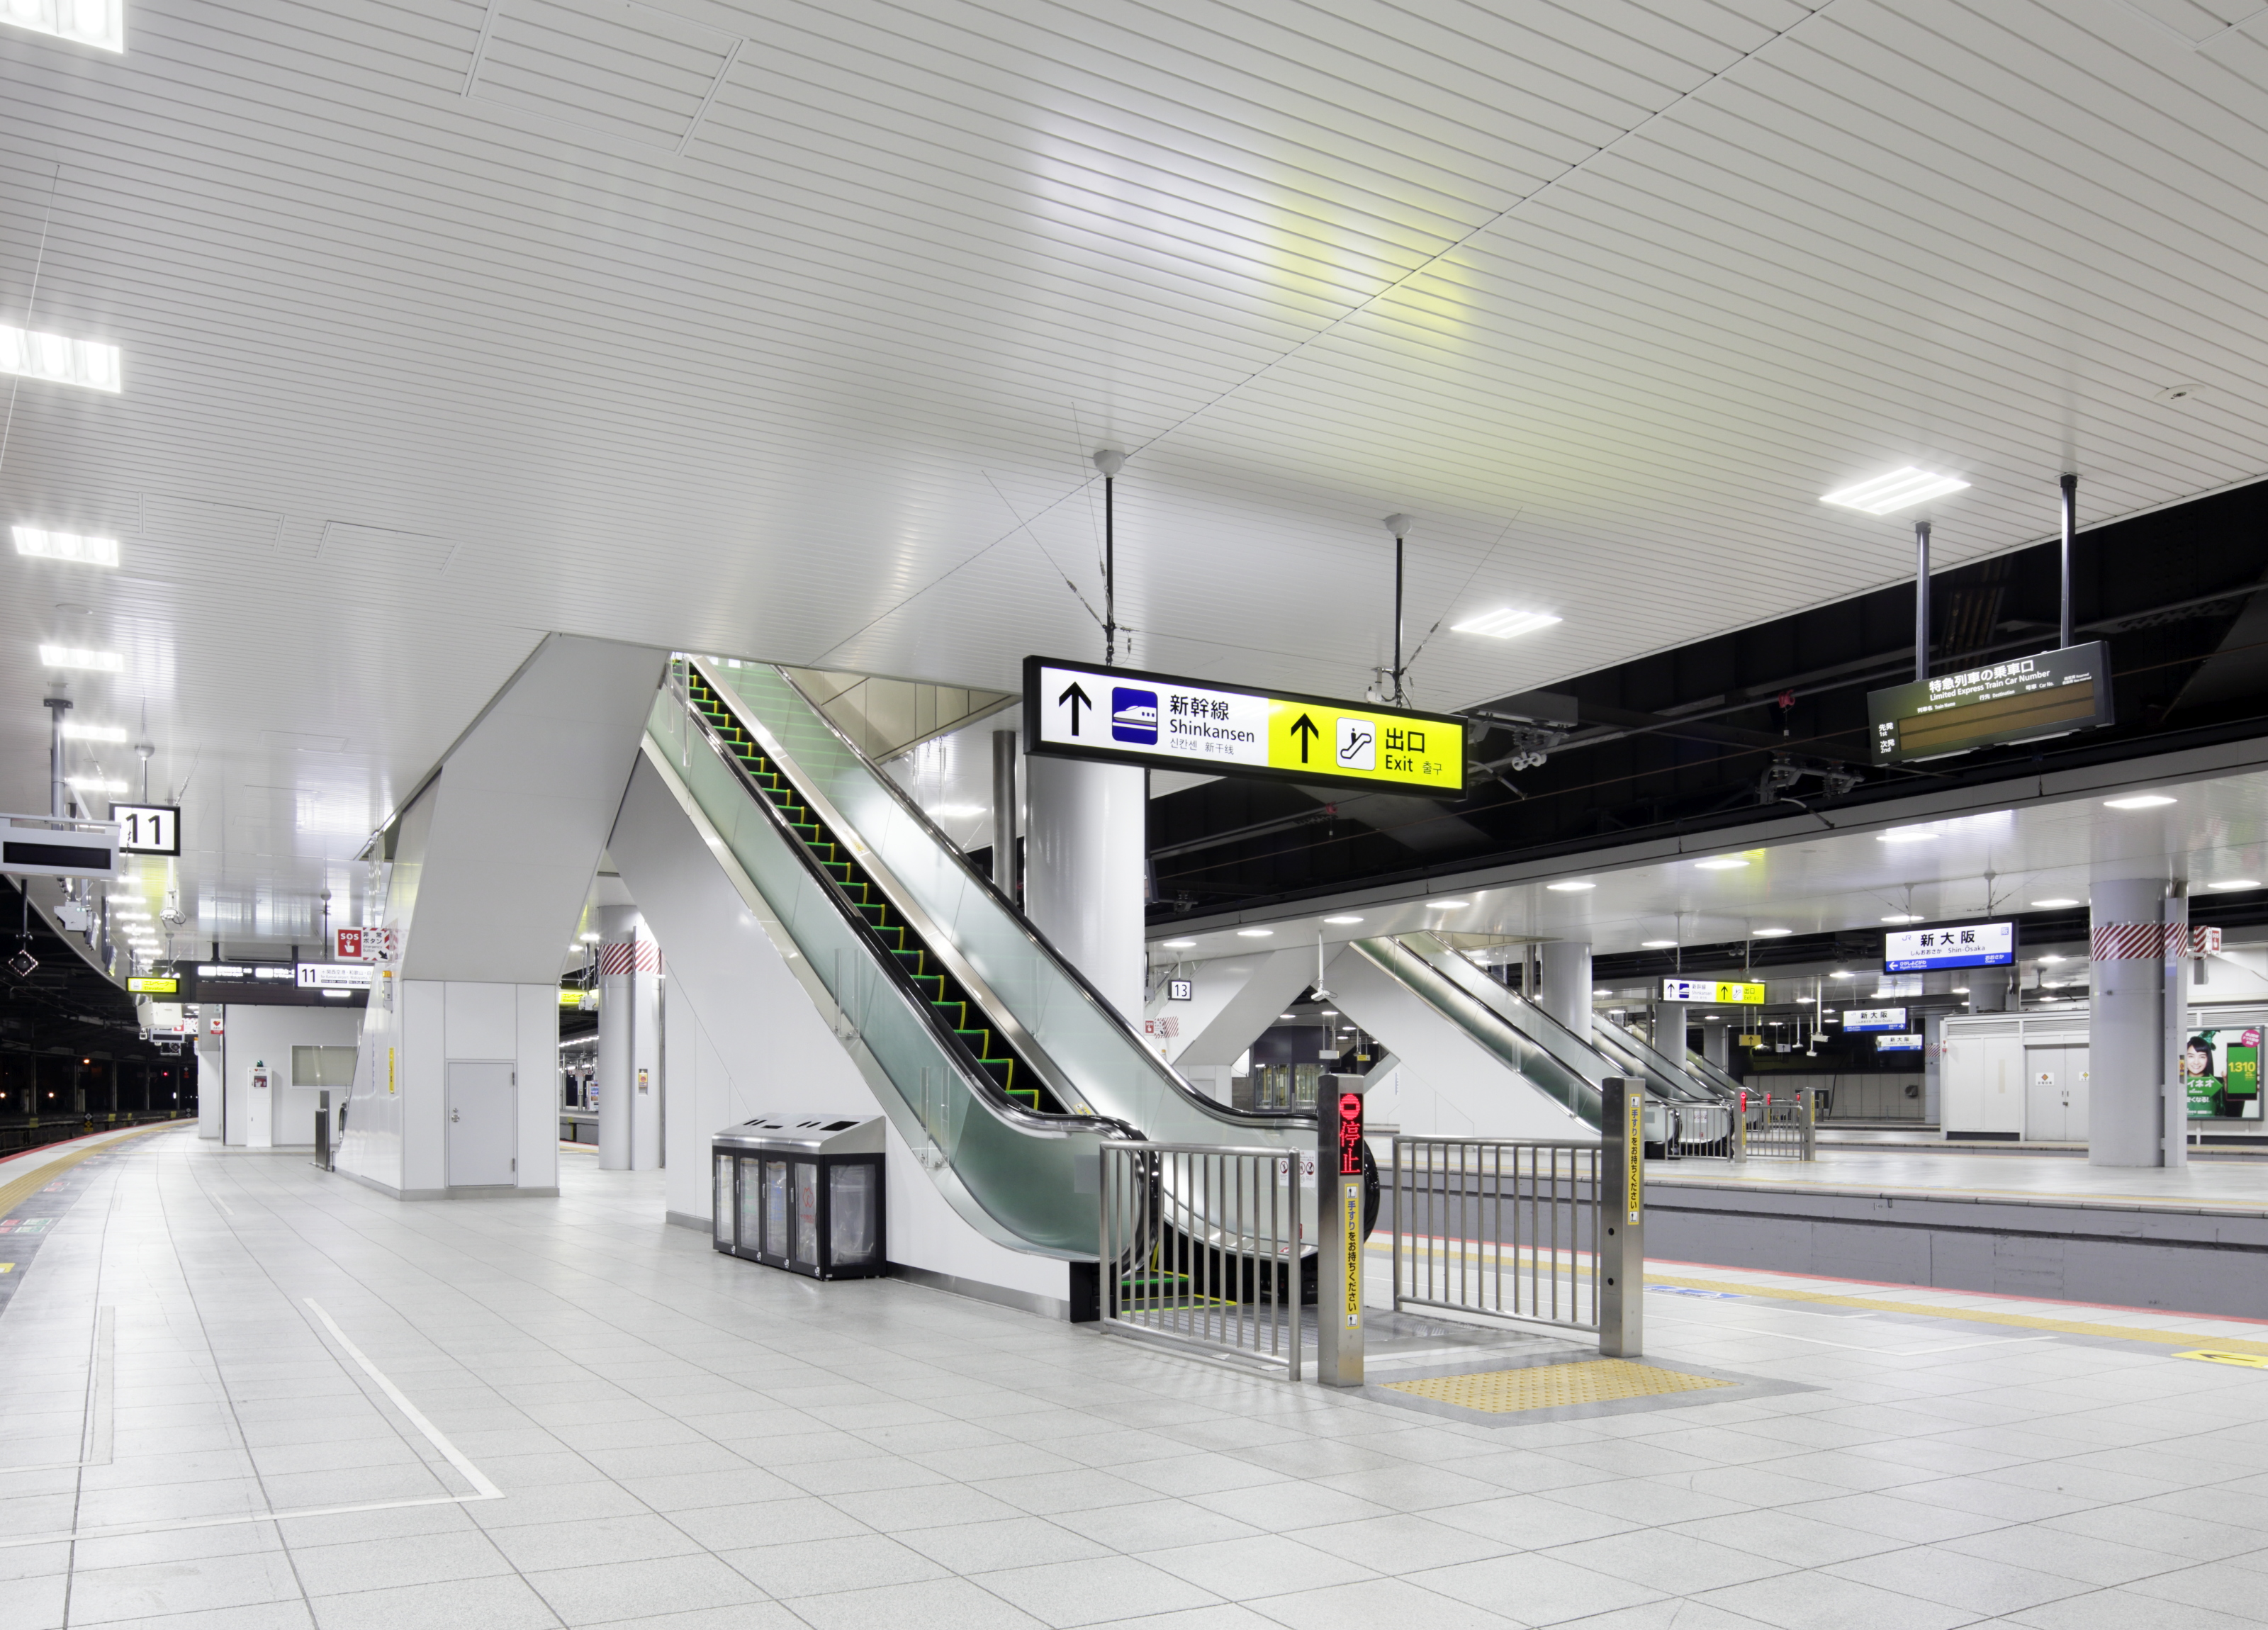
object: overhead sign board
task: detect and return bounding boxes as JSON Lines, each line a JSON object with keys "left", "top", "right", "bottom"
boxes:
{"left": 1885, "top": 919, "right": 2015, "bottom": 973}
{"left": 0, "top": 814, "right": 116, "bottom": 879}
{"left": 1868, "top": 641, "right": 2111, "bottom": 765}
{"left": 109, "top": 803, "right": 181, "bottom": 857}
{"left": 1841, "top": 1006, "right": 1907, "bottom": 1032}
{"left": 1877, "top": 1033, "right": 1925, "bottom": 1052}
{"left": 126, "top": 975, "right": 179, "bottom": 996}
{"left": 296, "top": 962, "right": 375, "bottom": 990}
{"left": 332, "top": 926, "right": 398, "bottom": 962}
{"left": 1024, "top": 657, "right": 1465, "bottom": 797}
{"left": 1659, "top": 978, "right": 1766, "bottom": 1005}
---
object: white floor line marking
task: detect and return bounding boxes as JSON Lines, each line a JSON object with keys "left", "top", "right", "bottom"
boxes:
{"left": 0, "top": 1300, "right": 501, "bottom": 1547}
{"left": 302, "top": 1298, "right": 500, "bottom": 1500}
{"left": 211, "top": 1196, "right": 234, "bottom": 1216}
{"left": 1648, "top": 1310, "right": 2060, "bottom": 1357}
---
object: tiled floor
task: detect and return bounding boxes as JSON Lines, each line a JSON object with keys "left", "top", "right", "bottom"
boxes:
{"left": 6, "top": 1128, "right": 2268, "bottom": 1629}
{"left": 1652, "top": 1144, "right": 2268, "bottom": 1210}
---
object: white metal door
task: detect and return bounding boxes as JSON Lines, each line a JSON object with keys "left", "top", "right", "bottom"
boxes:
{"left": 447, "top": 1061, "right": 517, "bottom": 1187}
{"left": 2025, "top": 1050, "right": 2065, "bottom": 1141}
{"left": 1981, "top": 1038, "right": 2025, "bottom": 1133}
{"left": 2065, "top": 1047, "right": 2091, "bottom": 1140}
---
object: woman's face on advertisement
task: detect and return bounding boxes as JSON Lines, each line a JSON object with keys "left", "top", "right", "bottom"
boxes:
{"left": 2184, "top": 1042, "right": 2213, "bottom": 1076}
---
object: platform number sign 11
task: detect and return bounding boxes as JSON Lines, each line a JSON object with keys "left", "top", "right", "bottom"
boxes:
{"left": 110, "top": 803, "right": 181, "bottom": 857}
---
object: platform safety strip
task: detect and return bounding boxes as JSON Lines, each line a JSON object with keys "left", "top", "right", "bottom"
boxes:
{"left": 1384, "top": 1359, "right": 1733, "bottom": 1414}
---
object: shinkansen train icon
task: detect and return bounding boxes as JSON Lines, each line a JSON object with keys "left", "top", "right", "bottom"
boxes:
{"left": 1112, "top": 687, "right": 1159, "bottom": 744}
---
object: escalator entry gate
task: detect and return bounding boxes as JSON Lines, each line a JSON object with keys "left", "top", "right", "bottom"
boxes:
{"left": 712, "top": 1115, "right": 887, "bottom": 1281}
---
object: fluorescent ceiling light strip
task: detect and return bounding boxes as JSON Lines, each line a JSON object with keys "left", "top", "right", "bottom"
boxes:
{"left": 0, "top": 327, "right": 122, "bottom": 391}
{"left": 66, "top": 776, "right": 125, "bottom": 792}
{"left": 40, "top": 644, "right": 122, "bottom": 670}
{"left": 1452, "top": 608, "right": 1562, "bottom": 639}
{"left": 1821, "top": 467, "right": 1970, "bottom": 514}
{"left": 0, "top": 0, "right": 123, "bottom": 50}
{"left": 62, "top": 721, "right": 126, "bottom": 741}
{"left": 13, "top": 526, "right": 120, "bottom": 566}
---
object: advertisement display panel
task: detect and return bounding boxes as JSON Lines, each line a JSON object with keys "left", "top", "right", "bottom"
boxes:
{"left": 2182, "top": 1029, "right": 2261, "bottom": 1120}
{"left": 1884, "top": 919, "right": 2016, "bottom": 973}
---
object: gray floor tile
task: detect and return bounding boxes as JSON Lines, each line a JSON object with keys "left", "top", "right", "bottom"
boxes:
{"left": 1694, "top": 1569, "right": 1984, "bottom": 1630}
{"left": 291, "top": 1529, "right": 515, "bottom": 1597}
{"left": 1416, "top": 1551, "right": 1667, "bottom": 1625}
{"left": 977, "top": 1554, "right": 1223, "bottom": 1626}
{"left": 66, "top": 1551, "right": 304, "bottom": 1626}
{"left": 722, "top": 1532, "right": 950, "bottom": 1597}
{"left": 1245, "top": 1575, "right": 1522, "bottom": 1629}
{"left": 1141, "top": 1533, "right": 1379, "bottom": 1602}
{"left": 782, "top": 1575, "right": 1050, "bottom": 1630}
{"left": 526, "top": 1553, "right": 769, "bottom": 1626}
{"left": 308, "top": 1573, "right": 563, "bottom": 1630}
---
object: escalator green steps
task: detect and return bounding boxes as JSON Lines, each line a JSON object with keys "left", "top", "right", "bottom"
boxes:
{"left": 1009, "top": 1088, "right": 1040, "bottom": 1108}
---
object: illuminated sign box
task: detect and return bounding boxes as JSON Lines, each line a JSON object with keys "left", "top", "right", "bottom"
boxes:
{"left": 1884, "top": 919, "right": 2015, "bottom": 973}
{"left": 125, "top": 975, "right": 179, "bottom": 995}
{"left": 1660, "top": 977, "right": 1766, "bottom": 1005}
{"left": 1877, "top": 1033, "right": 1924, "bottom": 1052}
{"left": 1867, "top": 641, "right": 2111, "bottom": 765}
{"left": 1841, "top": 1006, "right": 1907, "bottom": 1032}
{"left": 296, "top": 963, "right": 375, "bottom": 990}
{"left": 1025, "top": 656, "right": 1466, "bottom": 797}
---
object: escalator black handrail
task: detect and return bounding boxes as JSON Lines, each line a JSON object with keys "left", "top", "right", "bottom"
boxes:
{"left": 670, "top": 677, "right": 1140, "bottom": 1146}
{"left": 746, "top": 658, "right": 1323, "bottom": 1137}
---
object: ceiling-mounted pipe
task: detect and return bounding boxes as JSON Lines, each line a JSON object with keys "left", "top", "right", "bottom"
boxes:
{"left": 1094, "top": 449, "right": 1125, "bottom": 665}
{"left": 1912, "top": 519, "right": 1931, "bottom": 684}
{"left": 1382, "top": 514, "right": 1414, "bottom": 704}
{"left": 2059, "top": 472, "right": 2077, "bottom": 650}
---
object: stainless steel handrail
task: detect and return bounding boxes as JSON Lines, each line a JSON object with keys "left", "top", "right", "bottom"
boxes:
{"left": 1391, "top": 1135, "right": 1611, "bottom": 1337}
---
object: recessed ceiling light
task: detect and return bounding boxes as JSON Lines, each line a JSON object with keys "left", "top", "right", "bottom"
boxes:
{"left": 1546, "top": 880, "right": 1595, "bottom": 892}
{"left": 1641, "top": 939, "right": 1676, "bottom": 948}
{"left": 1279, "top": 1014, "right": 1296, "bottom": 1021}
{"left": 1162, "top": 938, "right": 1196, "bottom": 948}
{"left": 1830, "top": 970, "right": 1856, "bottom": 978}
{"left": 1953, "top": 987, "right": 1970, "bottom": 994}
{"left": 1821, "top": 467, "right": 1970, "bottom": 515}
{"left": 2154, "top": 383, "right": 2204, "bottom": 403}
{"left": 579, "top": 931, "right": 600, "bottom": 942}
{"left": 1425, "top": 899, "right": 1469, "bottom": 910}
{"left": 1236, "top": 928, "right": 1273, "bottom": 938}
{"left": 1, "top": 327, "right": 122, "bottom": 391}
{"left": 1881, "top": 914, "right": 1924, "bottom": 923}
{"left": 1323, "top": 914, "right": 1364, "bottom": 925}
{"left": 1796, "top": 996, "right": 1816, "bottom": 1004}
{"left": 2039, "top": 954, "right": 2065, "bottom": 964}
{"left": 2104, "top": 794, "right": 2174, "bottom": 809}
{"left": 61, "top": 721, "right": 126, "bottom": 742}
{"left": 1877, "top": 828, "right": 1937, "bottom": 844}
{"left": 2208, "top": 879, "right": 2259, "bottom": 891}
{"left": 1593, "top": 987, "right": 1610, "bottom": 996}
{"left": 40, "top": 644, "right": 121, "bottom": 670}
{"left": 1753, "top": 927, "right": 1793, "bottom": 938}
{"left": 66, "top": 776, "right": 126, "bottom": 793}
{"left": 0, "top": 0, "right": 122, "bottom": 50}
{"left": 13, "top": 526, "right": 120, "bottom": 567}
{"left": 1321, "top": 1009, "right": 1338, "bottom": 1017}
{"left": 1695, "top": 857, "right": 1748, "bottom": 871}
{"left": 1452, "top": 608, "right": 1562, "bottom": 640}
{"left": 2031, "top": 898, "right": 2079, "bottom": 909}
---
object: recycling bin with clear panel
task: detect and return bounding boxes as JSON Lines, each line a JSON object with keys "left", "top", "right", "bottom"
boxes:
{"left": 712, "top": 1115, "right": 887, "bottom": 1280}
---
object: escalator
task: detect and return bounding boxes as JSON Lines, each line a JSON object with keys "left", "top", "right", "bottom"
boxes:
{"left": 642, "top": 657, "right": 1363, "bottom": 1290}
{"left": 1331, "top": 933, "right": 1731, "bottom": 1148}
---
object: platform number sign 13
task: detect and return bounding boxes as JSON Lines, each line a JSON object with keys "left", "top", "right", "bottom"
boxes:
{"left": 110, "top": 803, "right": 181, "bottom": 857}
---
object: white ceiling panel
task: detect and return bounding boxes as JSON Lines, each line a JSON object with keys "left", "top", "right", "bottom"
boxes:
{"left": 5, "top": 0, "right": 2268, "bottom": 957}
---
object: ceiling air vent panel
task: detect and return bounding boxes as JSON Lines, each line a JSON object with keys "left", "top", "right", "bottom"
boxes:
{"left": 470, "top": 0, "right": 739, "bottom": 154}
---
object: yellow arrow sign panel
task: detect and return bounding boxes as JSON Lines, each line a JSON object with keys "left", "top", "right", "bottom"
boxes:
{"left": 1027, "top": 657, "right": 1466, "bottom": 797}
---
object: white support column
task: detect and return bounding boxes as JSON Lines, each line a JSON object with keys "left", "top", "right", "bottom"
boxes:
{"left": 1024, "top": 754, "right": 1145, "bottom": 1022}
{"left": 1538, "top": 940, "right": 1593, "bottom": 1045}
{"left": 2090, "top": 876, "right": 2167, "bottom": 1167}
{"left": 597, "top": 905, "right": 664, "bottom": 1171}
{"left": 1654, "top": 1000, "right": 1687, "bottom": 1060}
{"left": 1702, "top": 1018, "right": 1730, "bottom": 1071}
{"left": 2163, "top": 884, "right": 2191, "bottom": 1169}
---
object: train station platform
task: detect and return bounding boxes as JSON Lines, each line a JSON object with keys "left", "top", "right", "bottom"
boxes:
{"left": 2, "top": 1124, "right": 2264, "bottom": 1629}
{"left": 1646, "top": 1147, "right": 2268, "bottom": 1321}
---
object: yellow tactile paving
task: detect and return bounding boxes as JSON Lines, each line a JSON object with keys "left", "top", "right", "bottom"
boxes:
{"left": 1366, "top": 1242, "right": 2268, "bottom": 1359}
{"left": 1384, "top": 1359, "right": 1734, "bottom": 1413}
{"left": 1644, "top": 1271, "right": 2268, "bottom": 1357}
{"left": 0, "top": 1125, "right": 174, "bottom": 1221}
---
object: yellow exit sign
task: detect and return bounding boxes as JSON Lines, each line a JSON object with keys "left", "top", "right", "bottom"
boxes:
{"left": 127, "top": 976, "right": 179, "bottom": 995}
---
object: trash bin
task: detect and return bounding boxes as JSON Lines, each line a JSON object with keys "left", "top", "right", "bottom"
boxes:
{"left": 712, "top": 1114, "right": 887, "bottom": 1281}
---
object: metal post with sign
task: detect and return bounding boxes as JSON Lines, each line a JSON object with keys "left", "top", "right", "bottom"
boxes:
{"left": 1316, "top": 1073, "right": 1369, "bottom": 1387}
{"left": 1599, "top": 1077, "right": 1644, "bottom": 1359}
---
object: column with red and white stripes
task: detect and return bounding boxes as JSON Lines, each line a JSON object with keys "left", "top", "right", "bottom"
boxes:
{"left": 596, "top": 905, "right": 664, "bottom": 1171}
{"left": 2089, "top": 877, "right": 2170, "bottom": 1167}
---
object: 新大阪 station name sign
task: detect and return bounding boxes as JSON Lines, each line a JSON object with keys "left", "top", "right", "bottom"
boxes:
{"left": 1024, "top": 658, "right": 1466, "bottom": 797}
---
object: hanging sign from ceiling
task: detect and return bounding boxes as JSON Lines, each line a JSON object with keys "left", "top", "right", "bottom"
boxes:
{"left": 1867, "top": 641, "right": 2112, "bottom": 765}
{"left": 1024, "top": 657, "right": 1466, "bottom": 797}
{"left": 1659, "top": 978, "right": 1766, "bottom": 1005}
{"left": 109, "top": 803, "right": 181, "bottom": 857}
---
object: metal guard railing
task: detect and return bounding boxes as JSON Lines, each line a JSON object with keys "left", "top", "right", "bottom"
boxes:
{"left": 1099, "top": 1142, "right": 1306, "bottom": 1378}
{"left": 1391, "top": 1136, "right": 1605, "bottom": 1334}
